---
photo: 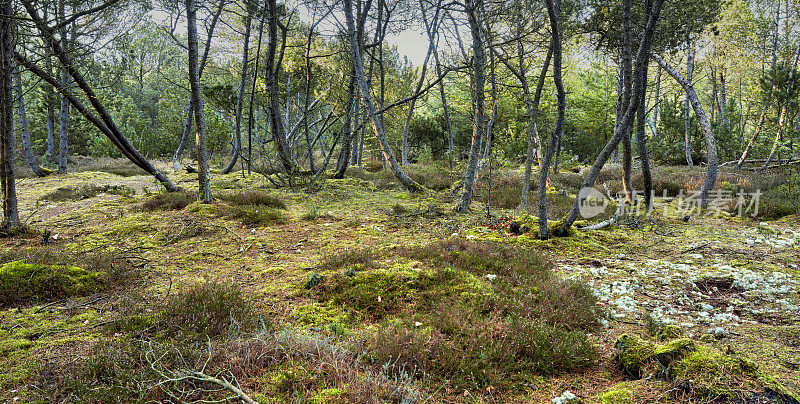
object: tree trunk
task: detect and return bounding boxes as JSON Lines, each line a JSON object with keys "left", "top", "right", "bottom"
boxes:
{"left": 684, "top": 35, "right": 694, "bottom": 168}
{"left": 538, "top": 0, "right": 564, "bottom": 239}
{"left": 265, "top": 0, "right": 294, "bottom": 174}
{"left": 519, "top": 40, "right": 553, "bottom": 211}
{"left": 44, "top": 5, "right": 55, "bottom": 161}
{"left": 647, "top": 65, "right": 660, "bottom": 137}
{"left": 737, "top": 5, "right": 780, "bottom": 169}
{"left": 186, "top": 0, "right": 210, "bottom": 202}
{"left": 22, "top": 2, "right": 178, "bottom": 191}
{"left": 343, "top": 0, "right": 420, "bottom": 192}
{"left": 654, "top": 54, "right": 718, "bottom": 208}
{"left": 618, "top": 0, "right": 636, "bottom": 204}
{"left": 58, "top": 68, "right": 69, "bottom": 174}
{"left": 635, "top": 61, "right": 652, "bottom": 210}
{"left": 454, "top": 0, "right": 485, "bottom": 212}
{"left": 719, "top": 70, "right": 729, "bottom": 130}
{"left": 13, "top": 64, "right": 45, "bottom": 177}
{"left": 172, "top": 0, "right": 225, "bottom": 172}
{"left": 222, "top": 12, "right": 252, "bottom": 174}
{"left": 248, "top": 14, "right": 265, "bottom": 175}
{"left": 1, "top": 0, "right": 18, "bottom": 228}
{"left": 559, "top": 0, "right": 664, "bottom": 235}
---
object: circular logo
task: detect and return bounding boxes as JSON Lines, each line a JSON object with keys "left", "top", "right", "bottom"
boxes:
{"left": 578, "top": 187, "right": 609, "bottom": 218}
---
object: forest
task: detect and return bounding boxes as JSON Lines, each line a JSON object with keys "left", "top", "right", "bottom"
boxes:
{"left": 1, "top": 0, "right": 800, "bottom": 401}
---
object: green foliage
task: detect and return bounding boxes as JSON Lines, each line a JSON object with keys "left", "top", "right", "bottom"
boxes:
{"left": 217, "top": 190, "right": 286, "bottom": 209}
{"left": 162, "top": 280, "right": 255, "bottom": 338}
{"left": 0, "top": 261, "right": 100, "bottom": 306}
{"left": 41, "top": 184, "right": 134, "bottom": 202}
{"left": 318, "top": 241, "right": 600, "bottom": 390}
{"left": 221, "top": 205, "right": 286, "bottom": 226}
{"left": 141, "top": 191, "right": 196, "bottom": 211}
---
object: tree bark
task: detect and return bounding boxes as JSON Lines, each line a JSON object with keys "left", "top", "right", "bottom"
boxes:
{"left": 635, "top": 61, "right": 652, "bottom": 210}
{"left": 172, "top": 0, "right": 225, "bottom": 172}
{"left": 519, "top": 40, "right": 552, "bottom": 211}
{"left": 265, "top": 0, "right": 294, "bottom": 174}
{"left": 21, "top": 1, "right": 178, "bottom": 191}
{"left": 684, "top": 35, "right": 694, "bottom": 168}
{"left": 13, "top": 65, "right": 45, "bottom": 177}
{"left": 559, "top": 0, "right": 664, "bottom": 235}
{"left": 538, "top": 0, "right": 564, "bottom": 239}
{"left": 186, "top": 0, "right": 210, "bottom": 202}
{"left": 58, "top": 67, "right": 69, "bottom": 173}
{"left": 222, "top": 12, "right": 252, "bottom": 174}
{"left": 1, "top": 0, "right": 19, "bottom": 228}
{"left": 401, "top": 0, "right": 440, "bottom": 166}
{"left": 455, "top": 0, "right": 485, "bottom": 212}
{"left": 654, "top": 54, "right": 718, "bottom": 208}
{"left": 620, "top": 0, "right": 636, "bottom": 204}
{"left": 343, "top": 0, "right": 420, "bottom": 192}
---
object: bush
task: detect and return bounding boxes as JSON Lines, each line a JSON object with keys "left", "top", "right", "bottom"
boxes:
{"left": 319, "top": 241, "right": 601, "bottom": 390}
{"left": 142, "top": 191, "right": 196, "bottom": 211}
{"left": 162, "top": 280, "right": 255, "bottom": 338}
{"left": 0, "top": 248, "right": 133, "bottom": 307}
{"left": 217, "top": 190, "right": 285, "bottom": 209}
{"left": 41, "top": 184, "right": 133, "bottom": 202}
{"left": 319, "top": 248, "right": 376, "bottom": 272}
{"left": 221, "top": 205, "right": 285, "bottom": 226}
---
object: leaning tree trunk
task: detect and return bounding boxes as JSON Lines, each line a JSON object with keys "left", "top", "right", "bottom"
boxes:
{"left": 654, "top": 54, "right": 718, "bottom": 208}
{"left": 1, "top": 0, "right": 19, "bottom": 228}
{"left": 13, "top": 64, "right": 45, "bottom": 177}
{"left": 186, "top": 0, "right": 210, "bottom": 202}
{"left": 222, "top": 12, "right": 252, "bottom": 174}
{"left": 538, "top": 0, "right": 564, "bottom": 239}
{"left": 343, "top": 0, "right": 420, "bottom": 192}
{"left": 401, "top": 0, "right": 439, "bottom": 166}
{"left": 684, "top": 35, "right": 694, "bottom": 169}
{"left": 519, "top": 40, "right": 553, "bottom": 211}
{"left": 455, "top": 0, "right": 486, "bottom": 212}
{"left": 559, "top": 0, "right": 664, "bottom": 235}
{"left": 21, "top": 1, "right": 178, "bottom": 191}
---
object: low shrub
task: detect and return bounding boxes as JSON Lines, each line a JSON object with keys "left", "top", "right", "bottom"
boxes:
{"left": 0, "top": 247, "right": 133, "bottom": 307}
{"left": 318, "top": 240, "right": 601, "bottom": 391}
{"left": 217, "top": 190, "right": 285, "bottom": 209}
{"left": 41, "top": 184, "right": 133, "bottom": 202}
{"left": 319, "top": 248, "right": 376, "bottom": 272}
{"left": 141, "top": 191, "right": 196, "bottom": 211}
{"left": 162, "top": 280, "right": 255, "bottom": 338}
{"left": 221, "top": 205, "right": 285, "bottom": 226}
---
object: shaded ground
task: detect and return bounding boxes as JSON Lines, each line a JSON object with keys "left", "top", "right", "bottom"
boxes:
{"left": 1, "top": 160, "right": 798, "bottom": 403}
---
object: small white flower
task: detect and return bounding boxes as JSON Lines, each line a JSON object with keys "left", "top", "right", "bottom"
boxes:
{"left": 486, "top": 274, "right": 497, "bottom": 281}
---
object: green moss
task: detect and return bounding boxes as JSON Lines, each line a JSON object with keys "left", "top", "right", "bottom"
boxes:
{"left": 308, "top": 388, "right": 343, "bottom": 403}
{"left": 614, "top": 334, "right": 655, "bottom": 378}
{"left": 670, "top": 346, "right": 798, "bottom": 401}
{"left": 597, "top": 382, "right": 634, "bottom": 404}
{"left": 0, "top": 261, "right": 100, "bottom": 305}
{"left": 186, "top": 202, "right": 219, "bottom": 217}
{"left": 291, "top": 302, "right": 349, "bottom": 328}
{"left": 652, "top": 338, "right": 695, "bottom": 366}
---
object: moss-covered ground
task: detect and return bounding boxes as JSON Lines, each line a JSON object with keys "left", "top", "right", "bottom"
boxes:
{"left": 2, "top": 160, "right": 799, "bottom": 403}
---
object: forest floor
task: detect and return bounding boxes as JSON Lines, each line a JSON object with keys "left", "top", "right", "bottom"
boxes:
{"left": 1, "top": 159, "right": 799, "bottom": 403}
